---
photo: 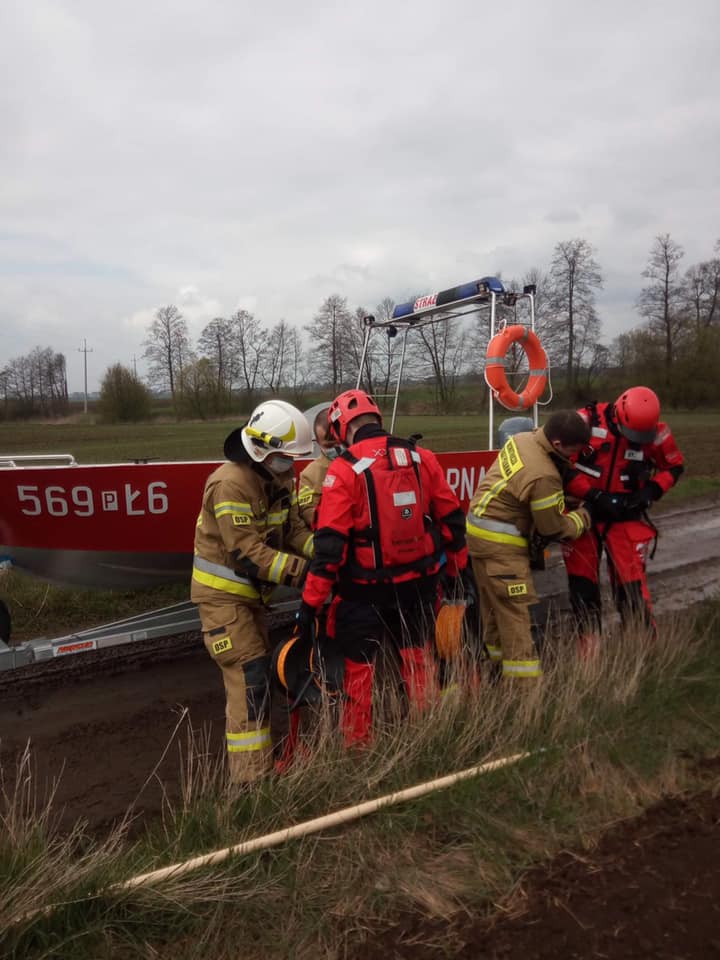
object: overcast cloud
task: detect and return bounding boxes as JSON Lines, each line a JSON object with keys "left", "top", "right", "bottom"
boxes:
{"left": 1, "top": 0, "right": 718, "bottom": 391}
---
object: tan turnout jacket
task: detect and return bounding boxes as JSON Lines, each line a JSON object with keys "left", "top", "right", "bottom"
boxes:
{"left": 467, "top": 429, "right": 590, "bottom": 557}
{"left": 191, "top": 461, "right": 314, "bottom": 606}
{"left": 297, "top": 453, "right": 331, "bottom": 529}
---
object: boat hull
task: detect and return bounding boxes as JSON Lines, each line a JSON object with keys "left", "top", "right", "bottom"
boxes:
{"left": 0, "top": 451, "right": 496, "bottom": 589}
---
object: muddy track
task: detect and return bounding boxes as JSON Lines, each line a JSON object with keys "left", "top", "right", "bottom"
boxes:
{"left": 0, "top": 500, "right": 718, "bottom": 832}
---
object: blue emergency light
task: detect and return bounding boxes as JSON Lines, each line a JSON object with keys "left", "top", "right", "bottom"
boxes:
{"left": 392, "top": 276, "right": 505, "bottom": 320}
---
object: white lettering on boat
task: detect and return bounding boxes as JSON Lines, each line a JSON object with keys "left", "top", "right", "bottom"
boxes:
{"left": 445, "top": 466, "right": 486, "bottom": 503}
{"left": 16, "top": 482, "right": 169, "bottom": 518}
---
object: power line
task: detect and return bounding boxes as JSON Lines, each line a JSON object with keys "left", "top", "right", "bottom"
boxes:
{"left": 77, "top": 338, "right": 94, "bottom": 414}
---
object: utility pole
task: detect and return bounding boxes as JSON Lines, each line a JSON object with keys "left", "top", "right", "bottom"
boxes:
{"left": 77, "top": 339, "right": 93, "bottom": 414}
{"left": 132, "top": 354, "right": 138, "bottom": 378}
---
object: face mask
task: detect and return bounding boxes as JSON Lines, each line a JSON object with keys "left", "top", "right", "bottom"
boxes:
{"left": 265, "top": 454, "right": 295, "bottom": 475}
{"left": 322, "top": 444, "right": 345, "bottom": 461}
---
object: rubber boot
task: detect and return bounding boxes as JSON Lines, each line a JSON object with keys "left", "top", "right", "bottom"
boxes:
{"left": 399, "top": 646, "right": 435, "bottom": 711}
{"left": 577, "top": 632, "right": 601, "bottom": 661}
{"left": 274, "top": 707, "right": 301, "bottom": 775}
{"left": 341, "top": 659, "right": 375, "bottom": 747}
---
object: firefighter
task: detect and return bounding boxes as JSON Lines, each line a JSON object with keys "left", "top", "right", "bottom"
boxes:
{"left": 466, "top": 411, "right": 593, "bottom": 682}
{"left": 191, "top": 399, "right": 314, "bottom": 784}
{"left": 297, "top": 389, "right": 468, "bottom": 746}
{"left": 297, "top": 406, "right": 338, "bottom": 529}
{"left": 562, "top": 386, "right": 684, "bottom": 652}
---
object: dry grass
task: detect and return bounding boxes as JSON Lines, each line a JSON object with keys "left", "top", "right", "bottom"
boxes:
{"left": 1, "top": 601, "right": 718, "bottom": 958}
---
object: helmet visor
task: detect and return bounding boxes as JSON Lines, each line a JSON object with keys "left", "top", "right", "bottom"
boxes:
{"left": 617, "top": 422, "right": 656, "bottom": 444}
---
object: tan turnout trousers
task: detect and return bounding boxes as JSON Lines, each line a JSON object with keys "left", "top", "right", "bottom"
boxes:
{"left": 471, "top": 552, "right": 541, "bottom": 679}
{"left": 200, "top": 602, "right": 272, "bottom": 783}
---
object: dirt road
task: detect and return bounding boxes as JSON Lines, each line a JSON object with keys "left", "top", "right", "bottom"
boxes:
{"left": 0, "top": 500, "right": 718, "bottom": 832}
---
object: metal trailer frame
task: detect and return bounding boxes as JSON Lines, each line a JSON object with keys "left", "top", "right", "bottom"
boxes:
{"left": 354, "top": 279, "right": 538, "bottom": 447}
{"left": 0, "top": 596, "right": 301, "bottom": 672}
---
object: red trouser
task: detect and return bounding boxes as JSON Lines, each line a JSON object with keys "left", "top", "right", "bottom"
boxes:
{"left": 562, "top": 520, "right": 657, "bottom": 639}
{"left": 326, "top": 584, "right": 437, "bottom": 747}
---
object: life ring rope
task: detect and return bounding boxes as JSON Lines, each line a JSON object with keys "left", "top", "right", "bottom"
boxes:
{"left": 484, "top": 325, "right": 552, "bottom": 412}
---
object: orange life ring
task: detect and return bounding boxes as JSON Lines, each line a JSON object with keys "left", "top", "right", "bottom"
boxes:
{"left": 484, "top": 325, "right": 548, "bottom": 411}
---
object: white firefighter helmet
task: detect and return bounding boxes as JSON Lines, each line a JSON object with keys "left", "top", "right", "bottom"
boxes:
{"left": 240, "top": 399, "right": 312, "bottom": 463}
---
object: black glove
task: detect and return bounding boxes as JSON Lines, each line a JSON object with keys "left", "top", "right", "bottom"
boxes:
{"left": 626, "top": 482, "right": 662, "bottom": 513}
{"left": 460, "top": 566, "right": 478, "bottom": 606}
{"left": 296, "top": 601, "right": 317, "bottom": 646}
{"left": 584, "top": 489, "right": 624, "bottom": 523}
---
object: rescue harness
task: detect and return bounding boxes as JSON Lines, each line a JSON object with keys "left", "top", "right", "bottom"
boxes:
{"left": 339, "top": 437, "right": 444, "bottom": 587}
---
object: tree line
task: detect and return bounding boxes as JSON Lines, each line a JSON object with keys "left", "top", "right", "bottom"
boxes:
{"left": 1, "top": 232, "right": 718, "bottom": 422}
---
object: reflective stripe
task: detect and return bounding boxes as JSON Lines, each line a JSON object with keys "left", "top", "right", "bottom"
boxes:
{"left": 502, "top": 659, "right": 543, "bottom": 678}
{"left": 226, "top": 727, "right": 271, "bottom": 753}
{"left": 192, "top": 557, "right": 260, "bottom": 599}
{"left": 192, "top": 568, "right": 260, "bottom": 599}
{"left": 485, "top": 643, "right": 502, "bottom": 662}
{"left": 468, "top": 515, "right": 524, "bottom": 537}
{"left": 352, "top": 457, "right": 376, "bottom": 474}
{"left": 472, "top": 474, "right": 511, "bottom": 518}
{"left": 576, "top": 463, "right": 602, "bottom": 478}
{"left": 214, "top": 500, "right": 254, "bottom": 519}
{"left": 440, "top": 683, "right": 460, "bottom": 698}
{"left": 566, "top": 510, "right": 585, "bottom": 537}
{"left": 298, "top": 485, "right": 314, "bottom": 505}
{"left": 267, "top": 509, "right": 289, "bottom": 526}
{"left": 531, "top": 491, "right": 564, "bottom": 511}
{"left": 268, "top": 552, "right": 290, "bottom": 584}
{"left": 466, "top": 515, "right": 528, "bottom": 547}
{"left": 302, "top": 533, "right": 314, "bottom": 558}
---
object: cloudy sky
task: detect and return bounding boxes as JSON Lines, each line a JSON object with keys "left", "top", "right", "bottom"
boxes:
{"left": 1, "top": 0, "right": 718, "bottom": 392}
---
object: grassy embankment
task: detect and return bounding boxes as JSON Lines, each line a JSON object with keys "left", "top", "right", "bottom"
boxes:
{"left": 2, "top": 411, "right": 719, "bottom": 643}
{"left": 1, "top": 602, "right": 719, "bottom": 959}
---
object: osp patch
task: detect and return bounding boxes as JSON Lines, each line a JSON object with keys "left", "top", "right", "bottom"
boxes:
{"left": 212, "top": 636, "right": 233, "bottom": 655}
{"left": 507, "top": 582, "right": 528, "bottom": 597}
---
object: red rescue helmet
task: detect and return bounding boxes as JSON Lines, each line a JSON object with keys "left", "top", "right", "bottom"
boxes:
{"left": 327, "top": 389, "right": 382, "bottom": 443}
{"left": 614, "top": 386, "right": 660, "bottom": 444}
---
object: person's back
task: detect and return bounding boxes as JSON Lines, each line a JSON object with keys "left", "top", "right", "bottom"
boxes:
{"left": 466, "top": 411, "right": 591, "bottom": 682}
{"left": 298, "top": 389, "right": 467, "bottom": 745}
{"left": 468, "top": 426, "right": 587, "bottom": 552}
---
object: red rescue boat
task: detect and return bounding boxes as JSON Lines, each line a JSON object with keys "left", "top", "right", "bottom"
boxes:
{"left": 0, "top": 450, "right": 497, "bottom": 588}
{"left": 0, "top": 276, "right": 542, "bottom": 590}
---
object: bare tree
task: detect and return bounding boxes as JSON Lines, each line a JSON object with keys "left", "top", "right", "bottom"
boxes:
{"left": 372, "top": 296, "right": 402, "bottom": 398}
{"left": 412, "top": 316, "right": 467, "bottom": 413}
{"left": 1, "top": 347, "right": 68, "bottom": 417}
{"left": 198, "top": 317, "right": 235, "bottom": 395}
{"left": 342, "top": 306, "right": 376, "bottom": 395}
{"left": 177, "top": 357, "right": 225, "bottom": 419}
{"left": 143, "top": 305, "right": 192, "bottom": 399}
{"left": 684, "top": 242, "right": 720, "bottom": 331}
{"left": 637, "top": 233, "right": 685, "bottom": 383}
{"left": 547, "top": 239, "right": 603, "bottom": 390}
{"left": 285, "top": 324, "right": 311, "bottom": 404}
{"left": 304, "top": 294, "right": 353, "bottom": 389}
{"left": 230, "top": 309, "right": 265, "bottom": 407}
{"left": 261, "top": 318, "right": 295, "bottom": 394}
